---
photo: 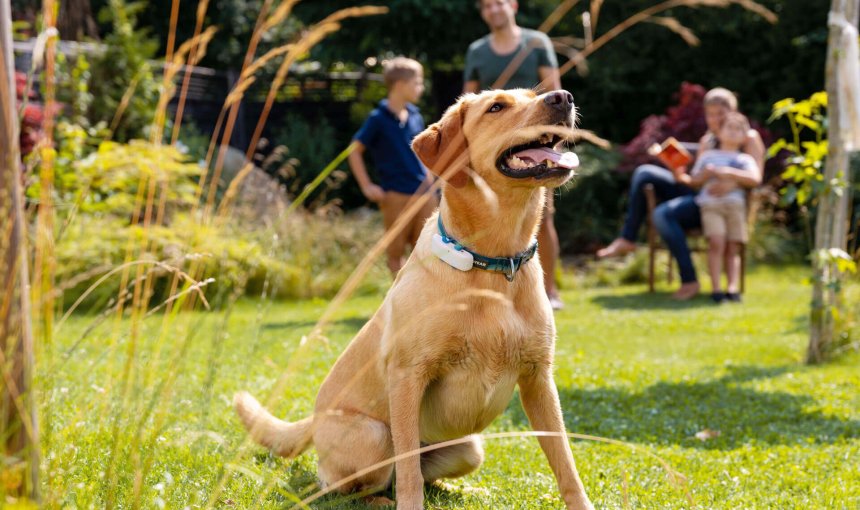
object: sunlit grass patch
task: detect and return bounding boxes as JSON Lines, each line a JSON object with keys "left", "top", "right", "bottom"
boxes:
{"left": 45, "top": 265, "right": 860, "bottom": 508}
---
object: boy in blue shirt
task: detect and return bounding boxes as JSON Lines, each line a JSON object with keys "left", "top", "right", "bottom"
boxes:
{"left": 349, "top": 57, "right": 436, "bottom": 275}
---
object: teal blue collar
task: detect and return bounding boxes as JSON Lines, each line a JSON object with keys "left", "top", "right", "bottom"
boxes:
{"left": 437, "top": 216, "right": 538, "bottom": 282}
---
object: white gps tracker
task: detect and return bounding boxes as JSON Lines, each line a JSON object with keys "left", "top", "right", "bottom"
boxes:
{"left": 431, "top": 233, "right": 474, "bottom": 272}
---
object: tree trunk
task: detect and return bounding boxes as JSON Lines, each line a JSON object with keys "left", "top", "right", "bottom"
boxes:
{"left": 809, "top": 0, "right": 860, "bottom": 363}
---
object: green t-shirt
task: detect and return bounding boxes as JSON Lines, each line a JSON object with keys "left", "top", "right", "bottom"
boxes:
{"left": 463, "top": 28, "right": 558, "bottom": 91}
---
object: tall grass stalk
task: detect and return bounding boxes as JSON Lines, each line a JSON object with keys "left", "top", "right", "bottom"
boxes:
{"left": 29, "top": 0, "right": 58, "bottom": 503}
{"left": 170, "top": 0, "right": 212, "bottom": 144}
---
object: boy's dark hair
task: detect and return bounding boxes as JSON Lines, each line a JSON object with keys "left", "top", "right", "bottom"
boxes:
{"left": 382, "top": 57, "right": 423, "bottom": 88}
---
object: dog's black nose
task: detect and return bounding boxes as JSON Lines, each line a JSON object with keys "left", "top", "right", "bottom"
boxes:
{"left": 544, "top": 90, "right": 574, "bottom": 112}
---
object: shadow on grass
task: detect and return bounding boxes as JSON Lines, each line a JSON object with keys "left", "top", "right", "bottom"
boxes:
{"left": 262, "top": 317, "right": 370, "bottom": 332}
{"left": 507, "top": 365, "right": 860, "bottom": 450}
{"left": 590, "top": 291, "right": 714, "bottom": 310}
{"left": 250, "top": 454, "right": 466, "bottom": 509}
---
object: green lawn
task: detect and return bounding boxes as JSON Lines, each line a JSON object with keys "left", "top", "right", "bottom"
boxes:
{"left": 43, "top": 265, "right": 860, "bottom": 509}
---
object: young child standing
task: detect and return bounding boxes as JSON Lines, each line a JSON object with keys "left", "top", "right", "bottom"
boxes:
{"left": 348, "top": 57, "right": 436, "bottom": 275}
{"left": 689, "top": 112, "right": 762, "bottom": 302}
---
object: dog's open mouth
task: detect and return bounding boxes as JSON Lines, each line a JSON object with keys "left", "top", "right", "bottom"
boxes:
{"left": 496, "top": 132, "right": 580, "bottom": 180}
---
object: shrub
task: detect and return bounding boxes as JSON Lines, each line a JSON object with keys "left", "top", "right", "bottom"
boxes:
{"left": 617, "top": 82, "right": 708, "bottom": 172}
{"left": 88, "top": 0, "right": 160, "bottom": 141}
{"left": 268, "top": 112, "right": 345, "bottom": 206}
{"left": 555, "top": 144, "right": 626, "bottom": 254}
{"left": 36, "top": 137, "right": 389, "bottom": 309}
{"left": 55, "top": 208, "right": 390, "bottom": 311}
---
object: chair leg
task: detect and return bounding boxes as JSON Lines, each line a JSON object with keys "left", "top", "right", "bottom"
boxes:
{"left": 740, "top": 244, "right": 746, "bottom": 294}
{"left": 648, "top": 231, "right": 656, "bottom": 293}
{"left": 645, "top": 183, "right": 657, "bottom": 293}
{"left": 667, "top": 253, "right": 673, "bottom": 286}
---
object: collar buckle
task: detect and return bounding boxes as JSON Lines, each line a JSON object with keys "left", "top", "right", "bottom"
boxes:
{"left": 504, "top": 258, "right": 516, "bottom": 282}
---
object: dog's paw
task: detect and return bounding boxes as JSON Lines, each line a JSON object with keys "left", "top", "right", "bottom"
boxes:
{"left": 364, "top": 495, "right": 395, "bottom": 507}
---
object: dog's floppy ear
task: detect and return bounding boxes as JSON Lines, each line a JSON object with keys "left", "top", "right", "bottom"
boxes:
{"left": 412, "top": 99, "right": 470, "bottom": 188}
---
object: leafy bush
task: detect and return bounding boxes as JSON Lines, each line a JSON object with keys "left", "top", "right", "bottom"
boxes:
{"left": 617, "top": 82, "right": 707, "bottom": 172}
{"left": 768, "top": 92, "right": 828, "bottom": 207}
{"left": 555, "top": 144, "right": 626, "bottom": 254}
{"left": 88, "top": 0, "right": 160, "bottom": 141}
{"left": 28, "top": 139, "right": 199, "bottom": 220}
{"left": 55, "top": 208, "right": 390, "bottom": 311}
{"left": 36, "top": 137, "right": 389, "bottom": 309}
{"left": 269, "top": 113, "right": 341, "bottom": 198}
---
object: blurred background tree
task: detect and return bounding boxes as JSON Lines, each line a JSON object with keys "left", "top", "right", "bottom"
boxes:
{"left": 12, "top": 0, "right": 834, "bottom": 257}
{"left": 81, "top": 0, "right": 828, "bottom": 139}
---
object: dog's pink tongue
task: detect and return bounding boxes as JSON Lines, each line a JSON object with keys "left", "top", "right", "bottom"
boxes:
{"left": 513, "top": 147, "right": 579, "bottom": 169}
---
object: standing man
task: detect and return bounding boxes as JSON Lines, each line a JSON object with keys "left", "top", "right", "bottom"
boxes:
{"left": 464, "top": 0, "right": 565, "bottom": 310}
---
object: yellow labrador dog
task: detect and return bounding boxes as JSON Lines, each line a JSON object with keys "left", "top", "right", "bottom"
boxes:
{"left": 235, "top": 89, "right": 593, "bottom": 510}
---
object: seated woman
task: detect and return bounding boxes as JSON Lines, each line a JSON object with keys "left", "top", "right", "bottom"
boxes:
{"left": 597, "top": 87, "right": 765, "bottom": 300}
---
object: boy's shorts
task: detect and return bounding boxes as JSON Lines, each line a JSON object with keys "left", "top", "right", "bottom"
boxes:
{"left": 700, "top": 201, "right": 747, "bottom": 243}
{"left": 380, "top": 190, "right": 438, "bottom": 259}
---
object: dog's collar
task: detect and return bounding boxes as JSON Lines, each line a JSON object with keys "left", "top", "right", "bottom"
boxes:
{"left": 436, "top": 216, "right": 538, "bottom": 282}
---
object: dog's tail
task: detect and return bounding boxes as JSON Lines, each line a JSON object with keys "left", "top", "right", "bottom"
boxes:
{"left": 233, "top": 391, "right": 313, "bottom": 458}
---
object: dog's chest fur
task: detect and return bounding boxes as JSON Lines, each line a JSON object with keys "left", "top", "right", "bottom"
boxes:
{"left": 395, "top": 276, "right": 553, "bottom": 442}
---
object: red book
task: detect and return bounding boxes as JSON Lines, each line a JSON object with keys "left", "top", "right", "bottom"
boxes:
{"left": 648, "top": 137, "right": 693, "bottom": 172}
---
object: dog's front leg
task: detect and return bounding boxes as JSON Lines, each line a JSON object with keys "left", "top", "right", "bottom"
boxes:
{"left": 388, "top": 365, "right": 426, "bottom": 510}
{"left": 519, "top": 368, "right": 594, "bottom": 510}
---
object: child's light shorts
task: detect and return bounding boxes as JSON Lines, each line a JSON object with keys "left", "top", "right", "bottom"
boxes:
{"left": 700, "top": 201, "right": 747, "bottom": 243}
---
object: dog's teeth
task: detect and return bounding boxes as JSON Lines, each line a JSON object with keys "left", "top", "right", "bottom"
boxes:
{"left": 508, "top": 156, "right": 528, "bottom": 169}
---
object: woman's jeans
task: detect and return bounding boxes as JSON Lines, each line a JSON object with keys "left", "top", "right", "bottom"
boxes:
{"left": 620, "top": 164, "right": 700, "bottom": 284}
{"left": 653, "top": 195, "right": 701, "bottom": 284}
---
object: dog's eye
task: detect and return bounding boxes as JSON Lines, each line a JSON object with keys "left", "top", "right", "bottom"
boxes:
{"left": 487, "top": 103, "right": 505, "bottom": 113}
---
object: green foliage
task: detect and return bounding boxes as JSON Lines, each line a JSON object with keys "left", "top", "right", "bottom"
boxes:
{"left": 28, "top": 140, "right": 200, "bottom": 219}
{"left": 88, "top": 0, "right": 160, "bottom": 141}
{"left": 54, "top": 209, "right": 389, "bottom": 310}
{"left": 12, "top": 20, "right": 31, "bottom": 41}
{"left": 36, "top": 136, "right": 389, "bottom": 307}
{"left": 55, "top": 52, "right": 96, "bottom": 127}
{"left": 558, "top": 0, "right": 829, "bottom": 142}
{"left": 89, "top": 0, "right": 304, "bottom": 71}
{"left": 173, "top": 120, "right": 212, "bottom": 163}
{"left": 270, "top": 113, "right": 340, "bottom": 191}
{"left": 768, "top": 92, "right": 830, "bottom": 207}
{"left": 86, "top": 1, "right": 828, "bottom": 147}
{"left": 554, "top": 144, "right": 626, "bottom": 253}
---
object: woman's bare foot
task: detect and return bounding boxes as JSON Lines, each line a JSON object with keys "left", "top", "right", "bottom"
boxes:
{"left": 671, "top": 281, "right": 700, "bottom": 300}
{"left": 596, "top": 238, "right": 636, "bottom": 258}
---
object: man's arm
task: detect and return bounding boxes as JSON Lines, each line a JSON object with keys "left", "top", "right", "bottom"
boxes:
{"left": 463, "top": 80, "right": 480, "bottom": 94}
{"left": 538, "top": 65, "right": 561, "bottom": 91}
{"left": 347, "top": 141, "right": 384, "bottom": 202}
